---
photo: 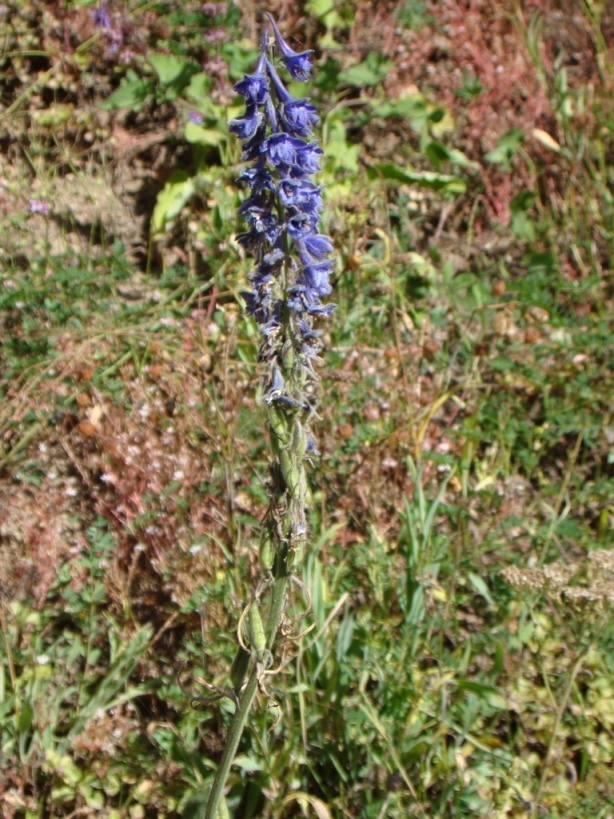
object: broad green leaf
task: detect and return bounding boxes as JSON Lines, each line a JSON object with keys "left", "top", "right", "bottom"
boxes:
{"left": 510, "top": 189, "right": 536, "bottom": 212}
{"left": 149, "top": 53, "right": 193, "bottom": 86}
{"left": 511, "top": 210, "right": 536, "bottom": 242}
{"left": 181, "top": 792, "right": 208, "bottom": 819}
{"left": 151, "top": 172, "right": 196, "bottom": 235}
{"left": 185, "top": 122, "right": 224, "bottom": 147}
{"left": 339, "top": 53, "right": 394, "bottom": 87}
{"left": 102, "top": 71, "right": 154, "bottom": 111}
{"left": 324, "top": 119, "right": 359, "bottom": 173}
{"left": 185, "top": 72, "right": 214, "bottom": 110}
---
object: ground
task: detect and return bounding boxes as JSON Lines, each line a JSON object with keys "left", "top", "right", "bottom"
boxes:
{"left": 0, "top": 1, "right": 613, "bottom": 817}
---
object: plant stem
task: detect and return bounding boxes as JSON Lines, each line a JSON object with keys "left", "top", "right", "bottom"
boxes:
{"left": 205, "top": 569, "right": 289, "bottom": 819}
{"left": 531, "top": 650, "right": 586, "bottom": 817}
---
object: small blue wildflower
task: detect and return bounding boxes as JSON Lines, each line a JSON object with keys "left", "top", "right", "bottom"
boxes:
{"left": 265, "top": 13, "right": 314, "bottom": 81}
{"left": 187, "top": 111, "right": 203, "bottom": 125}
{"left": 29, "top": 198, "right": 50, "bottom": 216}
{"left": 229, "top": 105, "right": 264, "bottom": 140}
{"left": 266, "top": 61, "right": 318, "bottom": 137}
{"left": 93, "top": 1, "right": 111, "bottom": 29}
{"left": 92, "top": 0, "right": 124, "bottom": 56}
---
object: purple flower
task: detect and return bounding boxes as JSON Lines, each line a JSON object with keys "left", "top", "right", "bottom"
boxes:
{"left": 93, "top": 1, "right": 111, "bottom": 29}
{"left": 238, "top": 165, "right": 275, "bottom": 195}
{"left": 187, "top": 111, "right": 203, "bottom": 125}
{"left": 29, "top": 199, "right": 50, "bottom": 216}
{"left": 229, "top": 105, "right": 263, "bottom": 140}
{"left": 301, "top": 260, "right": 334, "bottom": 297}
{"left": 263, "top": 133, "right": 306, "bottom": 167}
{"left": 302, "top": 234, "right": 334, "bottom": 259}
{"left": 234, "top": 73, "right": 269, "bottom": 106}
{"left": 277, "top": 179, "right": 322, "bottom": 211}
{"left": 280, "top": 98, "right": 318, "bottom": 137}
{"left": 203, "top": 28, "right": 228, "bottom": 45}
{"left": 234, "top": 50, "right": 268, "bottom": 105}
{"left": 265, "top": 13, "right": 314, "bottom": 81}
{"left": 202, "top": 1, "right": 228, "bottom": 14}
{"left": 287, "top": 213, "right": 318, "bottom": 240}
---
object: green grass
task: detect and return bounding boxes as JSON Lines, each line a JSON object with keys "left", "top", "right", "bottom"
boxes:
{"left": 0, "top": 1, "right": 613, "bottom": 817}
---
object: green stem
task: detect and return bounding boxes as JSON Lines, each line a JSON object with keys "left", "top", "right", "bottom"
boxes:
{"left": 531, "top": 650, "right": 586, "bottom": 817}
{"left": 205, "top": 570, "right": 289, "bottom": 819}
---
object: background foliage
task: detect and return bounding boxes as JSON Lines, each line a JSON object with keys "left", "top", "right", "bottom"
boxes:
{"left": 0, "top": 1, "right": 613, "bottom": 817}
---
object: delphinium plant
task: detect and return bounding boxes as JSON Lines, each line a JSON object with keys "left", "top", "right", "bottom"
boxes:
{"left": 203, "top": 14, "right": 334, "bottom": 818}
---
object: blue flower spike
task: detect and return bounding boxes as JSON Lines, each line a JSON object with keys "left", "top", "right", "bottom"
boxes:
{"left": 229, "top": 14, "right": 334, "bottom": 557}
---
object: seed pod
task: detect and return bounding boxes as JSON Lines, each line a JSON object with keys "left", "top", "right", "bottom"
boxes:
{"left": 290, "top": 543, "right": 304, "bottom": 565}
{"left": 268, "top": 405, "right": 289, "bottom": 444}
{"left": 281, "top": 508, "right": 294, "bottom": 541}
{"left": 248, "top": 602, "right": 267, "bottom": 658}
{"left": 259, "top": 528, "right": 276, "bottom": 572}
{"left": 229, "top": 644, "right": 251, "bottom": 691}
{"left": 280, "top": 449, "right": 301, "bottom": 493}
{"left": 291, "top": 420, "right": 307, "bottom": 459}
{"left": 281, "top": 340, "right": 294, "bottom": 373}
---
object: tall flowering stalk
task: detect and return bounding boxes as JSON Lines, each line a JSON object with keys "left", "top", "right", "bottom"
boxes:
{"left": 204, "top": 15, "right": 334, "bottom": 818}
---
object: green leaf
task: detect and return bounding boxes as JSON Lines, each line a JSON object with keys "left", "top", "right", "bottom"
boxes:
{"left": 185, "top": 72, "right": 213, "bottom": 108}
{"left": 221, "top": 42, "right": 261, "bottom": 80}
{"left": 375, "top": 163, "right": 467, "bottom": 196}
{"left": 313, "top": 56, "right": 341, "bottom": 91}
{"left": 149, "top": 53, "right": 195, "bottom": 86}
{"left": 102, "top": 71, "right": 154, "bottom": 111}
{"left": 185, "top": 122, "right": 224, "bottom": 147}
{"left": 339, "top": 53, "right": 394, "bottom": 87}
{"left": 151, "top": 172, "right": 196, "bottom": 235}
{"left": 510, "top": 190, "right": 536, "bottom": 213}
{"left": 181, "top": 792, "right": 208, "bottom": 819}
{"left": 336, "top": 614, "right": 355, "bottom": 662}
{"left": 467, "top": 572, "right": 495, "bottom": 607}
{"left": 371, "top": 95, "right": 428, "bottom": 120}
{"left": 527, "top": 251, "right": 557, "bottom": 275}
{"left": 425, "top": 141, "right": 478, "bottom": 171}
{"left": 510, "top": 210, "right": 536, "bottom": 242}
{"left": 324, "top": 119, "right": 359, "bottom": 174}
{"left": 17, "top": 700, "right": 34, "bottom": 734}
{"left": 485, "top": 128, "right": 525, "bottom": 169}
